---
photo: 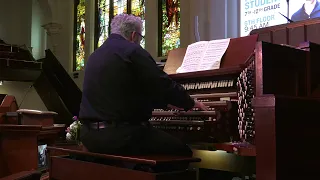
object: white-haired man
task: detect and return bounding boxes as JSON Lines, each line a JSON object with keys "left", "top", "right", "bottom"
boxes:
{"left": 79, "top": 14, "right": 207, "bottom": 157}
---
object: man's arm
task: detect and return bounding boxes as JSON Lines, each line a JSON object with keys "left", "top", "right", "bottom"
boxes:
{"left": 130, "top": 47, "right": 195, "bottom": 111}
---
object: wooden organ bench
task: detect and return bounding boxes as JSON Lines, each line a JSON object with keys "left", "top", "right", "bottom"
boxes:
{"left": 47, "top": 146, "right": 201, "bottom": 180}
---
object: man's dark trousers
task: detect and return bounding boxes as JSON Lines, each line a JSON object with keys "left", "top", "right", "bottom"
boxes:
{"left": 80, "top": 123, "right": 193, "bottom": 157}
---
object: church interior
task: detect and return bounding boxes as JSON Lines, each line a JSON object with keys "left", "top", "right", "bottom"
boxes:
{"left": 1, "top": 0, "right": 320, "bottom": 179}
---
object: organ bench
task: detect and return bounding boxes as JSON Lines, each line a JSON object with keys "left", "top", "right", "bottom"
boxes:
{"left": 47, "top": 146, "right": 201, "bottom": 180}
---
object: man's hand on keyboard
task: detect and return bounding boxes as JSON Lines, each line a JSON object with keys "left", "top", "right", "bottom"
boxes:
{"left": 193, "top": 100, "right": 209, "bottom": 111}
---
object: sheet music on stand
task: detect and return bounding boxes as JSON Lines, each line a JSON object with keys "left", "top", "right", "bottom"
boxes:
{"left": 176, "top": 38, "right": 231, "bottom": 73}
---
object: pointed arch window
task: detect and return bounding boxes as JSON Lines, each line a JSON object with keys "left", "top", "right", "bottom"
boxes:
{"left": 95, "top": 0, "right": 146, "bottom": 48}
{"left": 74, "top": 0, "right": 86, "bottom": 71}
{"left": 158, "top": 0, "right": 180, "bottom": 57}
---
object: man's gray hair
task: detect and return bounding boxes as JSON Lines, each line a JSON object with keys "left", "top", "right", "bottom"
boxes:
{"left": 111, "top": 14, "right": 143, "bottom": 39}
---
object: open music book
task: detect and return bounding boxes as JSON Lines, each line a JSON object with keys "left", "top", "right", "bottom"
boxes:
{"left": 176, "top": 38, "right": 231, "bottom": 73}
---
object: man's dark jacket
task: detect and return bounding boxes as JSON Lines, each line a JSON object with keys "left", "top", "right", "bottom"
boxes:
{"left": 79, "top": 34, "right": 194, "bottom": 123}
{"left": 291, "top": 1, "right": 320, "bottom": 22}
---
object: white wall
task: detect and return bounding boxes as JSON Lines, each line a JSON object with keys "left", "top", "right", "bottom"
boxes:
{"left": 0, "top": 81, "right": 47, "bottom": 110}
{"left": 45, "top": 0, "right": 74, "bottom": 72}
{"left": 0, "top": 0, "right": 33, "bottom": 46}
{"left": 0, "top": 0, "right": 47, "bottom": 111}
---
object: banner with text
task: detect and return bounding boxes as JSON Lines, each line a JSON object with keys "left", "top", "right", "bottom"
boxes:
{"left": 240, "top": 0, "right": 288, "bottom": 37}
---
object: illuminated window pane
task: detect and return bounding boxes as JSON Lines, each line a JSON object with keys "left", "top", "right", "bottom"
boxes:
{"left": 95, "top": 0, "right": 146, "bottom": 49}
{"left": 131, "top": 0, "right": 145, "bottom": 48}
{"left": 75, "top": 0, "right": 86, "bottom": 71}
{"left": 160, "top": 0, "right": 180, "bottom": 57}
{"left": 114, "top": 0, "right": 127, "bottom": 16}
{"left": 97, "top": 0, "right": 110, "bottom": 47}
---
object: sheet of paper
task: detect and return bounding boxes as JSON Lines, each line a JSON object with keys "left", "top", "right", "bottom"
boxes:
{"left": 176, "top": 41, "right": 208, "bottom": 73}
{"left": 197, "top": 38, "right": 230, "bottom": 71}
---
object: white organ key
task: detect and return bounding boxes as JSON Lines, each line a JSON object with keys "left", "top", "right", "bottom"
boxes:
{"left": 186, "top": 84, "right": 190, "bottom": 90}
{"left": 217, "top": 81, "right": 221, "bottom": 87}
{"left": 200, "top": 82, "right": 204, "bottom": 89}
{"left": 213, "top": 81, "right": 217, "bottom": 88}
{"left": 223, "top": 80, "right": 227, "bottom": 87}
{"left": 195, "top": 82, "right": 200, "bottom": 89}
{"left": 191, "top": 83, "right": 195, "bottom": 89}
{"left": 202, "top": 82, "right": 206, "bottom": 89}
{"left": 205, "top": 82, "right": 210, "bottom": 89}
{"left": 228, "top": 80, "right": 233, "bottom": 87}
{"left": 220, "top": 97, "right": 230, "bottom": 101}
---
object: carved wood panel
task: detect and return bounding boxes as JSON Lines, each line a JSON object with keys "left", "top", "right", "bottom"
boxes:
{"left": 251, "top": 18, "right": 320, "bottom": 46}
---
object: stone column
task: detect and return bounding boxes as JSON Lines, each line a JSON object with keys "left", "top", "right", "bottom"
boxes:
{"left": 208, "top": 0, "right": 228, "bottom": 40}
{"left": 42, "top": 22, "right": 62, "bottom": 54}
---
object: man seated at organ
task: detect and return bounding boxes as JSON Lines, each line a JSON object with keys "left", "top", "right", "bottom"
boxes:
{"left": 79, "top": 13, "right": 207, "bottom": 157}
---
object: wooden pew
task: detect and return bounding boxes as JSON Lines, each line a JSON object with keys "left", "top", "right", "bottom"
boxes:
{"left": 47, "top": 146, "right": 201, "bottom": 180}
{"left": 0, "top": 124, "right": 65, "bottom": 178}
{"left": 0, "top": 94, "right": 65, "bottom": 178}
{"left": 0, "top": 94, "right": 18, "bottom": 124}
{"left": 0, "top": 170, "right": 41, "bottom": 180}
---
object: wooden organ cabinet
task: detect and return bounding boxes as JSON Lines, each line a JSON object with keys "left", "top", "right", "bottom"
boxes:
{"left": 150, "top": 33, "right": 320, "bottom": 180}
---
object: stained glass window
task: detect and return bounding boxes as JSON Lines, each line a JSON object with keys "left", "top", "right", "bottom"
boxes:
{"left": 159, "top": 0, "right": 180, "bottom": 57}
{"left": 75, "top": 0, "right": 86, "bottom": 71}
{"left": 97, "top": 0, "right": 110, "bottom": 47}
{"left": 113, "top": 0, "right": 127, "bottom": 16}
{"left": 96, "top": 0, "right": 146, "bottom": 48}
{"left": 131, "top": 0, "right": 145, "bottom": 48}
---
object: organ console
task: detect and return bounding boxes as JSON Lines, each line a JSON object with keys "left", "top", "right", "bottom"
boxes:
{"left": 150, "top": 31, "right": 320, "bottom": 179}
{"left": 149, "top": 35, "right": 258, "bottom": 147}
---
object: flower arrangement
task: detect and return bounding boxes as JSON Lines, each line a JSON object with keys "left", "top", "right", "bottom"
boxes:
{"left": 66, "top": 116, "right": 82, "bottom": 141}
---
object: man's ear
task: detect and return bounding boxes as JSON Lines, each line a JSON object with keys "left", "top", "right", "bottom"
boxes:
{"left": 130, "top": 32, "right": 135, "bottom": 42}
